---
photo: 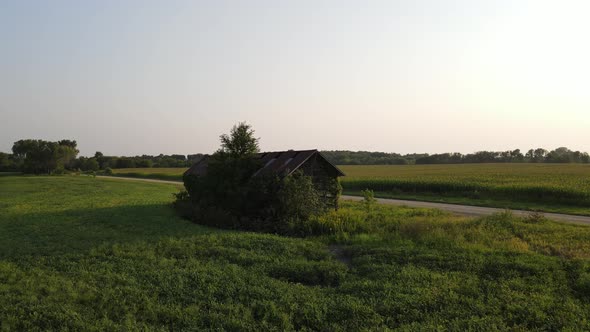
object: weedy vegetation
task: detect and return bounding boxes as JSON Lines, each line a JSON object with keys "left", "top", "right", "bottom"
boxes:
{"left": 1, "top": 175, "right": 589, "bottom": 330}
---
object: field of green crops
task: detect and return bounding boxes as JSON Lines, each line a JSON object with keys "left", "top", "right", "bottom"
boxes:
{"left": 340, "top": 163, "right": 590, "bottom": 215}
{"left": 111, "top": 164, "right": 590, "bottom": 215}
{"left": 2, "top": 175, "right": 590, "bottom": 330}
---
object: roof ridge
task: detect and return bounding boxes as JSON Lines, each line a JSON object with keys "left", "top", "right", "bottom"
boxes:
{"left": 257, "top": 149, "right": 317, "bottom": 154}
{"left": 185, "top": 149, "right": 344, "bottom": 178}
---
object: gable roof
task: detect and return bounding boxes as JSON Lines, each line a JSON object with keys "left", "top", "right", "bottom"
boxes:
{"left": 184, "top": 149, "right": 345, "bottom": 178}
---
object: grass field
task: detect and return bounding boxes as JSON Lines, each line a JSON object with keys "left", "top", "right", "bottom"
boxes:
{"left": 112, "top": 164, "right": 590, "bottom": 215}
{"left": 1, "top": 175, "right": 590, "bottom": 330}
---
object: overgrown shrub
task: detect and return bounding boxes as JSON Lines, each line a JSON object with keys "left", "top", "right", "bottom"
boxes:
{"left": 52, "top": 166, "right": 66, "bottom": 175}
{"left": 361, "top": 189, "right": 377, "bottom": 213}
{"left": 182, "top": 168, "right": 331, "bottom": 235}
{"left": 275, "top": 173, "right": 323, "bottom": 222}
{"left": 525, "top": 211, "right": 547, "bottom": 224}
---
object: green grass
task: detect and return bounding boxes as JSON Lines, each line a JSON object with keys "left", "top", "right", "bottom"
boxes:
{"left": 0, "top": 175, "right": 195, "bottom": 258}
{"left": 340, "top": 163, "right": 590, "bottom": 215}
{"left": 1, "top": 175, "right": 590, "bottom": 330}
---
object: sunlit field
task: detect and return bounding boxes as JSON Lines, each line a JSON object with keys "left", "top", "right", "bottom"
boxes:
{"left": 339, "top": 164, "right": 590, "bottom": 215}
{"left": 1, "top": 175, "right": 589, "bottom": 330}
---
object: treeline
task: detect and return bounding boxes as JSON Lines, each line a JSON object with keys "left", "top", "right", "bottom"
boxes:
{"left": 322, "top": 147, "right": 590, "bottom": 165}
{"left": 3, "top": 139, "right": 589, "bottom": 174}
{"left": 414, "top": 147, "right": 590, "bottom": 164}
{"left": 89, "top": 152, "right": 204, "bottom": 170}
{"left": 321, "top": 151, "right": 427, "bottom": 165}
{"left": 0, "top": 139, "right": 204, "bottom": 174}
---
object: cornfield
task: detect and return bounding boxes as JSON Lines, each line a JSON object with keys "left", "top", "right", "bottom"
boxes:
{"left": 339, "top": 163, "right": 590, "bottom": 206}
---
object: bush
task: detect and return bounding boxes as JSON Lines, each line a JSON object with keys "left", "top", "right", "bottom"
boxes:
{"left": 274, "top": 173, "right": 323, "bottom": 222}
{"left": 361, "top": 189, "right": 377, "bottom": 213}
{"left": 52, "top": 166, "right": 66, "bottom": 175}
{"left": 104, "top": 167, "right": 113, "bottom": 175}
{"left": 524, "top": 211, "right": 547, "bottom": 224}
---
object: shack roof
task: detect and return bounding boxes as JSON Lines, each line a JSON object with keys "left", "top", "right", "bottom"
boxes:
{"left": 183, "top": 149, "right": 345, "bottom": 178}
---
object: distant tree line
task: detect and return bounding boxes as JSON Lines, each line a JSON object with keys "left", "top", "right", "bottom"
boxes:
{"left": 90, "top": 152, "right": 204, "bottom": 170}
{"left": 413, "top": 147, "right": 590, "bottom": 164}
{"left": 321, "top": 151, "right": 427, "bottom": 165}
{"left": 2, "top": 139, "right": 589, "bottom": 174}
{"left": 0, "top": 139, "right": 205, "bottom": 174}
{"left": 322, "top": 147, "right": 590, "bottom": 165}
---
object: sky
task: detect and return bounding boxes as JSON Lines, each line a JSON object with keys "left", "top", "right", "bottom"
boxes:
{"left": 1, "top": 0, "right": 589, "bottom": 156}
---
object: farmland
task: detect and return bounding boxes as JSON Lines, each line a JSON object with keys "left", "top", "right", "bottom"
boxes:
{"left": 111, "top": 163, "right": 590, "bottom": 215}
{"left": 1, "top": 175, "right": 590, "bottom": 330}
{"left": 340, "top": 163, "right": 590, "bottom": 215}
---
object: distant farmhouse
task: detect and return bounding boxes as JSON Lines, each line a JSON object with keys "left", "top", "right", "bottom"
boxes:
{"left": 184, "top": 149, "right": 345, "bottom": 209}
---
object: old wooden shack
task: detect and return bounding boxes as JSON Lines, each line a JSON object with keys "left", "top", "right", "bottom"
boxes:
{"left": 184, "top": 149, "right": 345, "bottom": 209}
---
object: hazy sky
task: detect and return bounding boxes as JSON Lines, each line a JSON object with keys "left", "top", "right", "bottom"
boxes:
{"left": 1, "top": 0, "right": 589, "bottom": 156}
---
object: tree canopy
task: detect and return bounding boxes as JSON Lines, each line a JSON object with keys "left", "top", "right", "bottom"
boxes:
{"left": 11, "top": 139, "right": 79, "bottom": 174}
{"left": 218, "top": 122, "right": 260, "bottom": 158}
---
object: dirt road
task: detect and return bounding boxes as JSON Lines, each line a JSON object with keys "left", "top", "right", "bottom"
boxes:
{"left": 99, "top": 176, "right": 590, "bottom": 226}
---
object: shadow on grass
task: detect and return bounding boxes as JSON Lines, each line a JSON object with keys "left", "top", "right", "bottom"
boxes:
{"left": 0, "top": 172, "right": 22, "bottom": 176}
{"left": 0, "top": 203, "right": 219, "bottom": 259}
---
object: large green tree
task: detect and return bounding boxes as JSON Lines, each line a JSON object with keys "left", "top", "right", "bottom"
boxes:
{"left": 218, "top": 122, "right": 260, "bottom": 158}
{"left": 11, "top": 139, "right": 79, "bottom": 174}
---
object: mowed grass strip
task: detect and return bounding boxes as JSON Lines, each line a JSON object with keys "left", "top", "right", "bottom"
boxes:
{"left": 1, "top": 175, "right": 589, "bottom": 330}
